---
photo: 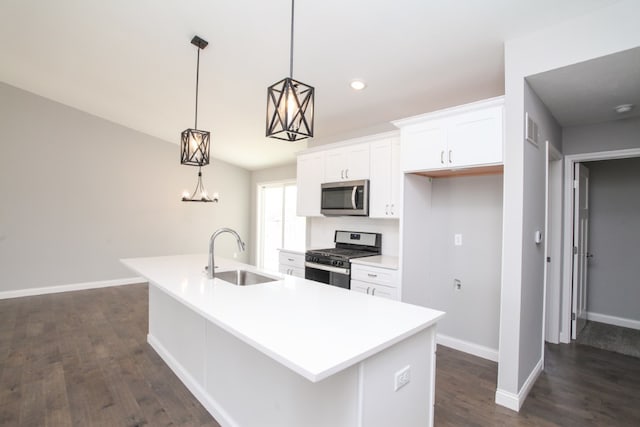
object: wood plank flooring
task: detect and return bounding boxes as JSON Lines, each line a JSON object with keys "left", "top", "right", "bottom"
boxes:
{"left": 1, "top": 284, "right": 638, "bottom": 426}
{"left": 0, "top": 284, "right": 219, "bottom": 427}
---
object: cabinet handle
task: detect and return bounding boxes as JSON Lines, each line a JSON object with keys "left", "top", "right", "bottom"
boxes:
{"left": 288, "top": 258, "right": 294, "bottom": 262}
{"left": 449, "top": 150, "right": 453, "bottom": 163}
{"left": 390, "top": 204, "right": 394, "bottom": 215}
{"left": 366, "top": 287, "right": 370, "bottom": 294}
{"left": 345, "top": 169, "right": 349, "bottom": 179}
{"left": 341, "top": 169, "right": 344, "bottom": 179}
{"left": 440, "top": 150, "right": 445, "bottom": 164}
{"left": 385, "top": 204, "right": 389, "bottom": 215}
{"left": 367, "top": 273, "right": 377, "bottom": 278}
{"left": 371, "top": 288, "right": 376, "bottom": 296}
{"left": 288, "top": 269, "right": 292, "bottom": 275}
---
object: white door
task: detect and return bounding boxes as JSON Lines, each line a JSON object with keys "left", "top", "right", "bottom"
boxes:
{"left": 571, "top": 163, "right": 590, "bottom": 339}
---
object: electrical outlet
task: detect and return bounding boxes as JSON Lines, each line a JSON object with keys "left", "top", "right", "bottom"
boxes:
{"left": 454, "top": 279, "right": 462, "bottom": 291}
{"left": 394, "top": 365, "right": 411, "bottom": 391}
{"left": 454, "top": 234, "right": 462, "bottom": 246}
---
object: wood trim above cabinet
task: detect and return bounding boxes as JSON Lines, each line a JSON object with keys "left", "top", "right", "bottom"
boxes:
{"left": 414, "top": 164, "right": 504, "bottom": 178}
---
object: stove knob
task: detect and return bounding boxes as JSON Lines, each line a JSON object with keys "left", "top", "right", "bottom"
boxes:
{"left": 331, "top": 260, "right": 338, "bottom": 266}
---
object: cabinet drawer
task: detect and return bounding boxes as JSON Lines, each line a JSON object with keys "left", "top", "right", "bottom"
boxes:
{"left": 278, "top": 251, "right": 305, "bottom": 269}
{"left": 351, "top": 265, "right": 395, "bottom": 286}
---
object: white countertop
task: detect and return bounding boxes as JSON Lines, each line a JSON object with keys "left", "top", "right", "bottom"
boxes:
{"left": 350, "top": 255, "right": 399, "bottom": 270}
{"left": 121, "top": 254, "right": 443, "bottom": 383}
{"left": 277, "top": 248, "right": 305, "bottom": 255}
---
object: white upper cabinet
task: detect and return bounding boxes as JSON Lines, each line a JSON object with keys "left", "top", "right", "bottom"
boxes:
{"left": 369, "top": 137, "right": 401, "bottom": 218}
{"left": 396, "top": 97, "right": 504, "bottom": 174}
{"left": 296, "top": 151, "right": 324, "bottom": 217}
{"left": 323, "top": 143, "right": 370, "bottom": 182}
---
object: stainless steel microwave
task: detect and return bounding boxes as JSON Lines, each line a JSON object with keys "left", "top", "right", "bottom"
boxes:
{"left": 320, "top": 180, "right": 369, "bottom": 216}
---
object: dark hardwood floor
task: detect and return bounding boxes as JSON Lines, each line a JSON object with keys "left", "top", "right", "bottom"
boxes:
{"left": 0, "top": 284, "right": 219, "bottom": 427}
{"left": 435, "top": 337, "right": 640, "bottom": 426}
{"left": 1, "top": 284, "right": 638, "bottom": 426}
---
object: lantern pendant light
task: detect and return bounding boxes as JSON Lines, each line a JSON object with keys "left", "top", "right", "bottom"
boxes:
{"left": 181, "top": 35, "right": 216, "bottom": 203}
{"left": 266, "top": 0, "right": 314, "bottom": 142}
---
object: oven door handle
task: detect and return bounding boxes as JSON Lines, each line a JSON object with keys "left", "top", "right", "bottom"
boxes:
{"left": 305, "top": 262, "right": 350, "bottom": 275}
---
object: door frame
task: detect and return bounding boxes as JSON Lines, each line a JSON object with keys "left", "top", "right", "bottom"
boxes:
{"left": 544, "top": 142, "right": 562, "bottom": 345}
{"left": 559, "top": 147, "right": 640, "bottom": 343}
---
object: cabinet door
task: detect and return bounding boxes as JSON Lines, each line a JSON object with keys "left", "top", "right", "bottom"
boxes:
{"left": 369, "top": 140, "right": 392, "bottom": 218}
{"left": 324, "top": 143, "right": 371, "bottom": 182}
{"left": 324, "top": 149, "right": 347, "bottom": 182}
{"left": 296, "top": 152, "right": 324, "bottom": 216}
{"left": 369, "top": 284, "right": 399, "bottom": 300}
{"left": 401, "top": 120, "right": 447, "bottom": 172}
{"left": 447, "top": 105, "right": 503, "bottom": 167}
{"left": 343, "top": 143, "right": 370, "bottom": 180}
{"left": 388, "top": 138, "right": 401, "bottom": 218}
{"left": 350, "top": 279, "right": 372, "bottom": 295}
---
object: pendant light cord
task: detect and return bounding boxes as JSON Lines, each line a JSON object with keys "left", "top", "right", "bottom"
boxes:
{"left": 194, "top": 47, "right": 200, "bottom": 129}
{"left": 289, "top": 0, "right": 295, "bottom": 78}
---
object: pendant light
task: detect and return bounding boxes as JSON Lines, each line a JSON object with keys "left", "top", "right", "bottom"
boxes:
{"left": 266, "top": 0, "right": 314, "bottom": 142}
{"left": 181, "top": 35, "right": 216, "bottom": 203}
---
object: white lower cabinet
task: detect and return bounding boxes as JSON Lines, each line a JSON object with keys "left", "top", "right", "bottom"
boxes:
{"left": 350, "top": 264, "right": 399, "bottom": 301}
{"left": 279, "top": 250, "right": 305, "bottom": 278}
{"left": 351, "top": 280, "right": 399, "bottom": 300}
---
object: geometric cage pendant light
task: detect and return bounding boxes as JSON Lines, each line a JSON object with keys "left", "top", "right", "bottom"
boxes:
{"left": 181, "top": 35, "right": 216, "bottom": 202}
{"left": 266, "top": 0, "right": 314, "bottom": 142}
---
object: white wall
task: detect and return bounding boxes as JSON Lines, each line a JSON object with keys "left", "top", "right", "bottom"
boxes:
{"left": 308, "top": 217, "right": 399, "bottom": 256}
{"left": 0, "top": 82, "right": 251, "bottom": 293}
{"left": 499, "top": 0, "right": 640, "bottom": 408}
{"left": 249, "top": 163, "right": 298, "bottom": 265}
{"left": 584, "top": 158, "right": 640, "bottom": 324}
{"left": 563, "top": 116, "right": 640, "bottom": 155}
{"left": 426, "top": 174, "right": 504, "bottom": 351}
{"left": 517, "top": 82, "right": 562, "bottom": 386}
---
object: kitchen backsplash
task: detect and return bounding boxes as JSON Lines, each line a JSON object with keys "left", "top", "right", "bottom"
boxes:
{"left": 308, "top": 217, "right": 399, "bottom": 256}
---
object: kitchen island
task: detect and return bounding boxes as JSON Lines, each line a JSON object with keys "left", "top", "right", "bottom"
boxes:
{"left": 122, "top": 254, "right": 444, "bottom": 427}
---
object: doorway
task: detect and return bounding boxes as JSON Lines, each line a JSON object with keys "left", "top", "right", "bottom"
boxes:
{"left": 256, "top": 181, "right": 306, "bottom": 271}
{"left": 560, "top": 148, "right": 640, "bottom": 343}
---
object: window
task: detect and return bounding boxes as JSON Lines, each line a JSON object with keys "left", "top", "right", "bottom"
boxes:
{"left": 257, "top": 181, "right": 306, "bottom": 271}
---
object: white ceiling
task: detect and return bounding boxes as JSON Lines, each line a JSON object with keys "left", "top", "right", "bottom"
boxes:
{"left": 0, "top": 0, "right": 621, "bottom": 170}
{"left": 527, "top": 47, "right": 640, "bottom": 127}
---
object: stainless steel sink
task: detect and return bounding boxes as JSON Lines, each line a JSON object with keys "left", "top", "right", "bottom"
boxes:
{"left": 214, "top": 269, "right": 277, "bottom": 286}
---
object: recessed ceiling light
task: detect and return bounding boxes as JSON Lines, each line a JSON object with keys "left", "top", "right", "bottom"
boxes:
{"left": 350, "top": 80, "right": 367, "bottom": 91}
{"left": 614, "top": 104, "right": 634, "bottom": 114}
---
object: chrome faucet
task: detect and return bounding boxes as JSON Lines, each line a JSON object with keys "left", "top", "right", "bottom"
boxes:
{"left": 207, "top": 228, "right": 246, "bottom": 278}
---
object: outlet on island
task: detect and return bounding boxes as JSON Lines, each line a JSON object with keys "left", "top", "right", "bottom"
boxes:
{"left": 394, "top": 365, "right": 411, "bottom": 391}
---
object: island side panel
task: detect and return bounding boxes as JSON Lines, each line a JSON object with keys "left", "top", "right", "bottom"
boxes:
{"left": 148, "top": 284, "right": 207, "bottom": 385}
{"left": 359, "top": 326, "right": 437, "bottom": 427}
{"left": 204, "top": 321, "right": 360, "bottom": 427}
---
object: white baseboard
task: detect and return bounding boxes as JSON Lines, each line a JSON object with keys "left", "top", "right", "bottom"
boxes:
{"left": 436, "top": 333, "right": 499, "bottom": 362}
{"left": 147, "top": 334, "right": 238, "bottom": 427}
{"left": 587, "top": 311, "right": 640, "bottom": 331}
{"left": 0, "top": 277, "right": 145, "bottom": 300}
{"left": 495, "top": 358, "right": 543, "bottom": 412}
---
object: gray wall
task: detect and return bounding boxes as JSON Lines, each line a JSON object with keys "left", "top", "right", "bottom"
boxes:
{"left": 426, "top": 174, "right": 504, "bottom": 350}
{"left": 0, "top": 82, "right": 251, "bottom": 292}
{"left": 517, "top": 82, "right": 562, "bottom": 387}
{"left": 249, "top": 163, "right": 297, "bottom": 265}
{"left": 563, "top": 116, "right": 640, "bottom": 155}
{"left": 585, "top": 158, "right": 640, "bottom": 322}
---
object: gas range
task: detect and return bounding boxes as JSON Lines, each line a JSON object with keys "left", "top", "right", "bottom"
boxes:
{"left": 305, "top": 247, "right": 378, "bottom": 268}
{"left": 305, "top": 231, "right": 381, "bottom": 289}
